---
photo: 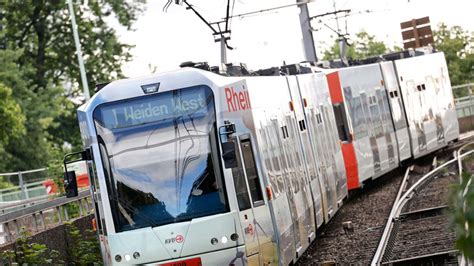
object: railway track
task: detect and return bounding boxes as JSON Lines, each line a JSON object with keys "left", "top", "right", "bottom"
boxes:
{"left": 297, "top": 138, "right": 474, "bottom": 265}
{"left": 373, "top": 141, "right": 474, "bottom": 265}
{"left": 296, "top": 159, "right": 435, "bottom": 264}
{"left": 375, "top": 157, "right": 458, "bottom": 265}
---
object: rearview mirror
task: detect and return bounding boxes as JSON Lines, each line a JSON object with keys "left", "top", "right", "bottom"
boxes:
{"left": 63, "top": 149, "right": 91, "bottom": 198}
{"left": 222, "top": 142, "right": 237, "bottom": 168}
{"left": 64, "top": 171, "right": 78, "bottom": 198}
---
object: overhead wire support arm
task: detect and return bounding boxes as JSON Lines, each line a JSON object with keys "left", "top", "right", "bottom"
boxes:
{"left": 182, "top": 0, "right": 219, "bottom": 35}
{"left": 179, "top": 0, "right": 235, "bottom": 63}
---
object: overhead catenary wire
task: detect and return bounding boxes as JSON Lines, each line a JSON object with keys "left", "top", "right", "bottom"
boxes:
{"left": 314, "top": 8, "right": 392, "bottom": 24}
{"left": 223, "top": 0, "right": 312, "bottom": 20}
{"left": 228, "top": 0, "right": 236, "bottom": 31}
{"left": 225, "top": 0, "right": 231, "bottom": 32}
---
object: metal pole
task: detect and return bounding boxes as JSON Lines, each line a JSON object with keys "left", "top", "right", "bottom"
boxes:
{"left": 67, "top": 0, "right": 90, "bottom": 100}
{"left": 298, "top": 1, "right": 317, "bottom": 62}
{"left": 18, "top": 172, "right": 27, "bottom": 200}
{"left": 220, "top": 38, "right": 227, "bottom": 64}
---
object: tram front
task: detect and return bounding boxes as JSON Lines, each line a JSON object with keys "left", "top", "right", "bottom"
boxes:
{"left": 71, "top": 70, "right": 246, "bottom": 265}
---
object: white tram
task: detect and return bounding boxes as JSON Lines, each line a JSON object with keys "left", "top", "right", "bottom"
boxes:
{"left": 325, "top": 52, "right": 459, "bottom": 189}
{"left": 64, "top": 50, "right": 458, "bottom": 265}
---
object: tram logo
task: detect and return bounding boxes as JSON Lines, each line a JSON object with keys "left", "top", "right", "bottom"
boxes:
{"left": 244, "top": 224, "right": 254, "bottom": 235}
{"left": 165, "top": 235, "right": 185, "bottom": 244}
{"left": 225, "top": 86, "right": 251, "bottom": 112}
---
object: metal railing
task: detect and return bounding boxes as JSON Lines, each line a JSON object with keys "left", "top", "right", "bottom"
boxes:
{"left": 0, "top": 190, "right": 91, "bottom": 245}
{"left": 0, "top": 168, "right": 49, "bottom": 202}
{"left": 454, "top": 83, "right": 474, "bottom": 118}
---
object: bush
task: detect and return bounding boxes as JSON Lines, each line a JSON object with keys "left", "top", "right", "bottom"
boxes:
{"left": 66, "top": 222, "right": 102, "bottom": 264}
{"left": 1, "top": 229, "right": 62, "bottom": 264}
{"left": 0, "top": 176, "right": 15, "bottom": 189}
{"left": 451, "top": 172, "right": 474, "bottom": 259}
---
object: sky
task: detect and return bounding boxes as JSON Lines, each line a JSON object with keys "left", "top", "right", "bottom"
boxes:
{"left": 115, "top": 0, "right": 473, "bottom": 78}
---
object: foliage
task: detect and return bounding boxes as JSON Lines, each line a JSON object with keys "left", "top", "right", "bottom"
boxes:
{"left": 47, "top": 146, "right": 67, "bottom": 196}
{"left": 0, "top": 176, "right": 15, "bottom": 189}
{"left": 2, "top": 0, "right": 144, "bottom": 93}
{"left": 66, "top": 222, "right": 102, "bottom": 264}
{"left": 0, "top": 45, "right": 65, "bottom": 172}
{"left": 322, "top": 31, "right": 399, "bottom": 61}
{"left": 0, "top": 82, "right": 25, "bottom": 149}
{"left": 0, "top": 0, "right": 145, "bottom": 172}
{"left": 0, "top": 49, "right": 30, "bottom": 171}
{"left": 434, "top": 23, "right": 474, "bottom": 87}
{"left": 1, "top": 229, "right": 62, "bottom": 264}
{"left": 451, "top": 172, "right": 474, "bottom": 259}
{"left": 65, "top": 202, "right": 81, "bottom": 219}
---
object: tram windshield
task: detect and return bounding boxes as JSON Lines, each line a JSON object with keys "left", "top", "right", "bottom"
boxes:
{"left": 93, "top": 86, "right": 228, "bottom": 232}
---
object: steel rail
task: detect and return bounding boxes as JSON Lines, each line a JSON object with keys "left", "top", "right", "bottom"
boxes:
{"left": 371, "top": 152, "right": 471, "bottom": 265}
{"left": 456, "top": 141, "right": 474, "bottom": 266}
{"left": 382, "top": 249, "right": 458, "bottom": 265}
{"left": 372, "top": 164, "right": 413, "bottom": 264}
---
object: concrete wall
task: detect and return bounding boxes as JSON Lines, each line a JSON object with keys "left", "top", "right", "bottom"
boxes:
{"left": 459, "top": 116, "right": 474, "bottom": 134}
{"left": 0, "top": 214, "right": 94, "bottom": 263}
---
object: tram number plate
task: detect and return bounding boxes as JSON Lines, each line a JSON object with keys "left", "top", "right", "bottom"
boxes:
{"left": 160, "top": 257, "right": 202, "bottom": 266}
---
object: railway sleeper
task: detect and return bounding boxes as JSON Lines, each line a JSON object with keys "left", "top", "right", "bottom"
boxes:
{"left": 399, "top": 205, "right": 448, "bottom": 221}
{"left": 383, "top": 250, "right": 459, "bottom": 265}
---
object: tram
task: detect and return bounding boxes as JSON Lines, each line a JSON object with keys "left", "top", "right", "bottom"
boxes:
{"left": 63, "top": 50, "right": 458, "bottom": 265}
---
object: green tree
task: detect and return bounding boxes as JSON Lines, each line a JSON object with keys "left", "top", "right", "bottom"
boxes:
{"left": 353, "top": 31, "right": 389, "bottom": 59}
{"left": 0, "top": 0, "right": 145, "bottom": 171}
{"left": 434, "top": 23, "right": 473, "bottom": 86}
{"left": 0, "top": 83, "right": 25, "bottom": 151}
{"left": 0, "top": 49, "right": 27, "bottom": 171}
{"left": 322, "top": 38, "right": 356, "bottom": 61}
{"left": 322, "top": 31, "right": 396, "bottom": 61}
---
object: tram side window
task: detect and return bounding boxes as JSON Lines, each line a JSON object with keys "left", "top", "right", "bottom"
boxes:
{"left": 333, "top": 103, "right": 351, "bottom": 142}
{"left": 231, "top": 140, "right": 252, "bottom": 211}
{"left": 240, "top": 138, "right": 265, "bottom": 206}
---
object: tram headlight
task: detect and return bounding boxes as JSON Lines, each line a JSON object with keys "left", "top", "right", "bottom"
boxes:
{"left": 221, "top": 236, "right": 228, "bottom": 244}
{"left": 115, "top": 255, "right": 122, "bottom": 262}
{"left": 210, "top": 237, "right": 218, "bottom": 245}
{"left": 124, "top": 254, "right": 131, "bottom": 262}
{"left": 230, "top": 233, "right": 239, "bottom": 241}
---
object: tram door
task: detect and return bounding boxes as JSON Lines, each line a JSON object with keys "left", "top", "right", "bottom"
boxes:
{"left": 232, "top": 134, "right": 263, "bottom": 265}
{"left": 231, "top": 134, "right": 272, "bottom": 265}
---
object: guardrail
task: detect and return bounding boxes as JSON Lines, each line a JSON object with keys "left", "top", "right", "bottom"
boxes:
{"left": 453, "top": 83, "right": 474, "bottom": 90}
{"left": 0, "top": 190, "right": 91, "bottom": 245}
{"left": 455, "top": 96, "right": 474, "bottom": 119}
{"left": 454, "top": 83, "right": 474, "bottom": 119}
{"left": 0, "top": 168, "right": 49, "bottom": 202}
